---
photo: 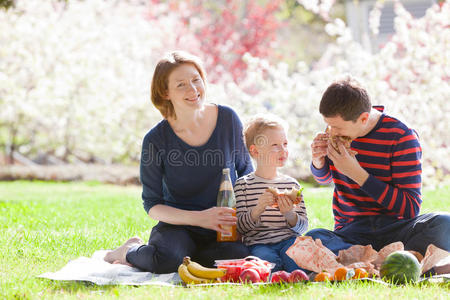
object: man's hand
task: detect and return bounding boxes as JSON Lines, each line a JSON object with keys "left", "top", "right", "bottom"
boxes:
{"left": 251, "top": 191, "right": 275, "bottom": 222}
{"left": 311, "top": 132, "right": 328, "bottom": 169}
{"left": 327, "top": 142, "right": 369, "bottom": 186}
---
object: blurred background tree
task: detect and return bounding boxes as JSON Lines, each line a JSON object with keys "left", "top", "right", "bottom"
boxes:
{"left": 0, "top": 0, "right": 448, "bottom": 185}
{"left": 0, "top": 0, "right": 15, "bottom": 10}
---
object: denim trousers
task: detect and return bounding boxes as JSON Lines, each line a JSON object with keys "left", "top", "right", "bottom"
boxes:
{"left": 305, "top": 212, "right": 450, "bottom": 256}
{"left": 126, "top": 222, "right": 249, "bottom": 274}
{"left": 249, "top": 236, "right": 300, "bottom": 272}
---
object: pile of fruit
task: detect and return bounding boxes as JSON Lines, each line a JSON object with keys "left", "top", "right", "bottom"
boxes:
{"left": 178, "top": 250, "right": 421, "bottom": 285}
{"left": 380, "top": 251, "right": 421, "bottom": 284}
{"left": 179, "top": 255, "right": 310, "bottom": 285}
{"left": 215, "top": 256, "right": 273, "bottom": 283}
{"left": 313, "top": 267, "right": 369, "bottom": 282}
{"left": 313, "top": 250, "right": 422, "bottom": 284}
{"left": 270, "top": 269, "right": 309, "bottom": 283}
{"left": 178, "top": 256, "right": 228, "bottom": 284}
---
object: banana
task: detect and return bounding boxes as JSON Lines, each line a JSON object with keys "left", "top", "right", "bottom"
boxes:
{"left": 185, "top": 256, "right": 227, "bottom": 279}
{"left": 178, "top": 263, "right": 212, "bottom": 285}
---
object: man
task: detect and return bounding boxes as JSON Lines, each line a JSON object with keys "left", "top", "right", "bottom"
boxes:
{"left": 307, "top": 77, "right": 449, "bottom": 273}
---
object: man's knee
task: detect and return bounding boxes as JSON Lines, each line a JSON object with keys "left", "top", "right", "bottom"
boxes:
{"left": 405, "top": 212, "right": 450, "bottom": 254}
{"left": 429, "top": 212, "right": 450, "bottom": 228}
{"left": 427, "top": 212, "right": 450, "bottom": 250}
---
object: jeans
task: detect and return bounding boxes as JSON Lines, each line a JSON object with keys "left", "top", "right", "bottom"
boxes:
{"left": 249, "top": 237, "right": 300, "bottom": 272}
{"left": 126, "top": 222, "right": 250, "bottom": 274}
{"left": 305, "top": 212, "right": 450, "bottom": 256}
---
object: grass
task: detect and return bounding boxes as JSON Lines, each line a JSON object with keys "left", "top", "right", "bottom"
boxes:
{"left": 0, "top": 180, "right": 449, "bottom": 299}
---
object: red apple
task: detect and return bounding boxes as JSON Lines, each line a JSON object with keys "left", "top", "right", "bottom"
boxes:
{"left": 288, "top": 269, "right": 309, "bottom": 282}
{"left": 239, "top": 268, "right": 261, "bottom": 283}
{"left": 271, "top": 271, "right": 290, "bottom": 283}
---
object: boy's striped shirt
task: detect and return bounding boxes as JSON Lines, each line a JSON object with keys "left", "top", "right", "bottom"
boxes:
{"left": 311, "top": 106, "right": 422, "bottom": 230}
{"left": 235, "top": 173, "right": 308, "bottom": 246}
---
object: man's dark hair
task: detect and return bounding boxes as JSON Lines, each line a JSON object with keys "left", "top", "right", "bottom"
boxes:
{"left": 319, "top": 78, "right": 371, "bottom": 121}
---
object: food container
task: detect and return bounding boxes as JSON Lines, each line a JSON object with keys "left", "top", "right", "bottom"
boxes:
{"left": 215, "top": 257, "right": 275, "bottom": 282}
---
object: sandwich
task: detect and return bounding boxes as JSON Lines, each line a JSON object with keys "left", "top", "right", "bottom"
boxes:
{"left": 326, "top": 126, "right": 353, "bottom": 154}
{"left": 266, "top": 186, "right": 304, "bottom": 208}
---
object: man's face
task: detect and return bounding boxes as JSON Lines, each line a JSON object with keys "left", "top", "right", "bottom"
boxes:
{"left": 323, "top": 115, "right": 362, "bottom": 140}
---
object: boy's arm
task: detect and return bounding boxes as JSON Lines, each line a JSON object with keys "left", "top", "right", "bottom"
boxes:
{"left": 235, "top": 180, "right": 261, "bottom": 234}
{"left": 291, "top": 181, "right": 308, "bottom": 234}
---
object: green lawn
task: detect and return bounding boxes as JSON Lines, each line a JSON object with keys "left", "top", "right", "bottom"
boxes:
{"left": 0, "top": 181, "right": 449, "bottom": 299}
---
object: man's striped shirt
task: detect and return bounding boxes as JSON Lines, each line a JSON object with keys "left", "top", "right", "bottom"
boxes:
{"left": 235, "top": 173, "right": 308, "bottom": 246}
{"left": 311, "top": 106, "right": 422, "bottom": 230}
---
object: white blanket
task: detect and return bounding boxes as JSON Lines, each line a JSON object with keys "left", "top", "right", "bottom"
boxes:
{"left": 38, "top": 250, "right": 182, "bottom": 286}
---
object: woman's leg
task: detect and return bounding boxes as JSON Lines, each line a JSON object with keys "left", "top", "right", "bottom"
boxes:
{"left": 194, "top": 240, "right": 250, "bottom": 268}
{"left": 126, "top": 222, "right": 198, "bottom": 273}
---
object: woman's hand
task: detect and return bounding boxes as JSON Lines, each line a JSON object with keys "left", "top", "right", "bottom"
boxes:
{"left": 196, "top": 207, "right": 237, "bottom": 234}
{"left": 311, "top": 132, "right": 328, "bottom": 169}
{"left": 148, "top": 204, "right": 235, "bottom": 233}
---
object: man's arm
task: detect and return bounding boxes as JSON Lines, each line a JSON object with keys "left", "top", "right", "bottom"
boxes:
{"left": 329, "top": 129, "right": 422, "bottom": 219}
{"left": 360, "top": 129, "right": 422, "bottom": 218}
{"left": 311, "top": 132, "right": 333, "bottom": 184}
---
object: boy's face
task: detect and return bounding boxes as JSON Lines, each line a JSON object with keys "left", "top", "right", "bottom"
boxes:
{"left": 251, "top": 127, "right": 289, "bottom": 168}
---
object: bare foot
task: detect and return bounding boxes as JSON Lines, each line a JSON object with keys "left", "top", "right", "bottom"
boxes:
{"left": 104, "top": 237, "right": 144, "bottom": 265}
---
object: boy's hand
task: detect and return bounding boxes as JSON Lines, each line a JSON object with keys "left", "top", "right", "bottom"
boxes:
{"left": 277, "top": 195, "right": 297, "bottom": 226}
{"left": 311, "top": 132, "right": 328, "bottom": 169}
{"left": 251, "top": 191, "right": 275, "bottom": 222}
{"left": 277, "top": 194, "right": 294, "bottom": 214}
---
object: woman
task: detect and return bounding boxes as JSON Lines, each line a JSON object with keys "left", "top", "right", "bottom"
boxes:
{"left": 104, "top": 51, "right": 253, "bottom": 273}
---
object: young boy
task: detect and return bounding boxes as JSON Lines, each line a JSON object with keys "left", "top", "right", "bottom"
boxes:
{"left": 235, "top": 115, "right": 308, "bottom": 272}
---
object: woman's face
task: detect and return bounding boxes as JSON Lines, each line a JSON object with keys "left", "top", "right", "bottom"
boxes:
{"left": 166, "top": 63, "right": 205, "bottom": 114}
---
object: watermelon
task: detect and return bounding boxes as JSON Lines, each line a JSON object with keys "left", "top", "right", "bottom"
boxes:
{"left": 380, "top": 251, "right": 421, "bottom": 284}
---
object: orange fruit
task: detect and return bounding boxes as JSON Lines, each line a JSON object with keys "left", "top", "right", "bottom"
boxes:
{"left": 333, "top": 267, "right": 349, "bottom": 281}
{"left": 314, "top": 272, "right": 332, "bottom": 282}
{"left": 353, "top": 268, "right": 369, "bottom": 279}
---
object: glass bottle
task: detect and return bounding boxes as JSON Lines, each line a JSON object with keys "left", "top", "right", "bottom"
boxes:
{"left": 216, "top": 168, "right": 238, "bottom": 242}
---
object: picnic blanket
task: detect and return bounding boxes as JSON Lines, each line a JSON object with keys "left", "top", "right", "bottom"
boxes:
{"left": 38, "top": 250, "right": 182, "bottom": 286}
{"left": 39, "top": 248, "right": 449, "bottom": 286}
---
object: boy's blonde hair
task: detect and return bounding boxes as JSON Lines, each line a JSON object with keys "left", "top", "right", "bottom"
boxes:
{"left": 243, "top": 114, "right": 288, "bottom": 151}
